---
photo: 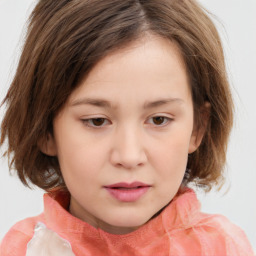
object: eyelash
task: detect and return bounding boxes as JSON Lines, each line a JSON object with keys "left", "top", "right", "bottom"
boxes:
{"left": 147, "top": 116, "right": 173, "bottom": 126}
{"left": 82, "top": 118, "right": 111, "bottom": 128}
{"left": 81, "top": 116, "right": 173, "bottom": 128}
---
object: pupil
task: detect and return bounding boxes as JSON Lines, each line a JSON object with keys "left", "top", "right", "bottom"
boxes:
{"left": 153, "top": 117, "right": 164, "bottom": 125}
{"left": 93, "top": 118, "right": 104, "bottom": 126}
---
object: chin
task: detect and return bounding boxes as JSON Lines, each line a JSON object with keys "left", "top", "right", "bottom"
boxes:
{"left": 106, "top": 212, "right": 152, "bottom": 229}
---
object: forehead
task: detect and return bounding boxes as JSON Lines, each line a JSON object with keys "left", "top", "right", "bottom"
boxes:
{"left": 68, "top": 35, "right": 191, "bottom": 106}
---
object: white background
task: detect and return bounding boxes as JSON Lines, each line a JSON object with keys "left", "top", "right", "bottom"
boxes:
{"left": 0, "top": 0, "right": 255, "bottom": 250}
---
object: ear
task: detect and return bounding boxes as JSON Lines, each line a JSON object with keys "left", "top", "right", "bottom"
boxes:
{"left": 38, "top": 133, "right": 57, "bottom": 156}
{"left": 189, "top": 102, "right": 210, "bottom": 153}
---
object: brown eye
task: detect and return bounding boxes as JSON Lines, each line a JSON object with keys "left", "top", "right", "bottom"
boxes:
{"left": 91, "top": 118, "right": 105, "bottom": 126}
{"left": 147, "top": 116, "right": 172, "bottom": 126}
{"left": 152, "top": 116, "right": 165, "bottom": 125}
{"left": 82, "top": 118, "right": 110, "bottom": 128}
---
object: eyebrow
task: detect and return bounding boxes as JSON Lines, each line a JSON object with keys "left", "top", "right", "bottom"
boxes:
{"left": 70, "top": 97, "right": 184, "bottom": 109}
{"left": 71, "top": 98, "right": 113, "bottom": 108}
{"left": 143, "top": 98, "right": 184, "bottom": 109}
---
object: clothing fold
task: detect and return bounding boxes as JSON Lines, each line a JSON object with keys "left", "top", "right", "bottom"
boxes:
{"left": 1, "top": 188, "right": 254, "bottom": 256}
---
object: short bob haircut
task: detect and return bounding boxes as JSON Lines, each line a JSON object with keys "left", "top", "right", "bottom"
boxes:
{"left": 1, "top": 0, "right": 233, "bottom": 192}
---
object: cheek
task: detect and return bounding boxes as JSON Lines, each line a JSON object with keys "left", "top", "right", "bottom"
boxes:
{"left": 54, "top": 116, "right": 102, "bottom": 165}
{"left": 58, "top": 143, "right": 105, "bottom": 178}
{"left": 53, "top": 123, "right": 107, "bottom": 186}
{"left": 151, "top": 136, "right": 190, "bottom": 201}
{"left": 151, "top": 132, "right": 191, "bottom": 171}
{"left": 58, "top": 146, "right": 104, "bottom": 201}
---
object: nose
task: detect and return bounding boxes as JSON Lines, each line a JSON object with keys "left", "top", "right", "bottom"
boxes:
{"left": 110, "top": 125, "right": 147, "bottom": 169}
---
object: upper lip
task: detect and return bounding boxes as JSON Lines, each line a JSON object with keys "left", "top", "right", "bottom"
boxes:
{"left": 104, "top": 182, "right": 151, "bottom": 188}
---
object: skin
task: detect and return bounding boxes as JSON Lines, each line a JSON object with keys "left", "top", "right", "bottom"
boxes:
{"left": 41, "top": 35, "right": 206, "bottom": 235}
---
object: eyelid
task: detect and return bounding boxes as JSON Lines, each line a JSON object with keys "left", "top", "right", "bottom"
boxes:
{"left": 80, "top": 114, "right": 173, "bottom": 128}
{"left": 81, "top": 117, "right": 111, "bottom": 128}
{"left": 146, "top": 114, "right": 174, "bottom": 127}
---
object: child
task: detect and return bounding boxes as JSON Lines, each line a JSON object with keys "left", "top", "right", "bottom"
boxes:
{"left": 0, "top": 0, "right": 254, "bottom": 255}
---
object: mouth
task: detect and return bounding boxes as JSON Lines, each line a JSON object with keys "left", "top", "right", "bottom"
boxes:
{"left": 104, "top": 182, "right": 151, "bottom": 202}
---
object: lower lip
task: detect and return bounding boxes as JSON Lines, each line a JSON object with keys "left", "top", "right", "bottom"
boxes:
{"left": 105, "top": 187, "right": 150, "bottom": 202}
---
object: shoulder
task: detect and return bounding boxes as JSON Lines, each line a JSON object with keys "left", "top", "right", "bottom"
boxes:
{"left": 193, "top": 212, "right": 254, "bottom": 255}
{"left": 0, "top": 214, "right": 44, "bottom": 256}
{"left": 169, "top": 188, "right": 254, "bottom": 255}
{"left": 162, "top": 187, "right": 254, "bottom": 256}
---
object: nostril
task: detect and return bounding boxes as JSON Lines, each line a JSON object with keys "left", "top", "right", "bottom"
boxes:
{"left": 109, "top": 140, "right": 147, "bottom": 169}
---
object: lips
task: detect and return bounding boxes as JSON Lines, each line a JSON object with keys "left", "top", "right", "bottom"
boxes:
{"left": 105, "top": 182, "right": 150, "bottom": 189}
{"left": 104, "top": 182, "right": 151, "bottom": 202}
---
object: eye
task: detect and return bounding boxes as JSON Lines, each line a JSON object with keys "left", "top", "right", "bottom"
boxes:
{"left": 147, "top": 116, "right": 172, "bottom": 126}
{"left": 82, "top": 118, "right": 110, "bottom": 128}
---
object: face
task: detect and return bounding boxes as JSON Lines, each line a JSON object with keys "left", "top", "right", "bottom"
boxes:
{"left": 43, "top": 35, "right": 204, "bottom": 234}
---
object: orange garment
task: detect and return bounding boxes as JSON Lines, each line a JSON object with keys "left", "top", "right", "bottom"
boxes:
{"left": 1, "top": 188, "right": 254, "bottom": 255}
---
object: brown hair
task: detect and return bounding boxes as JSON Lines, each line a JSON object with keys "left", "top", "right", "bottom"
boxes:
{"left": 0, "top": 0, "right": 233, "bottom": 191}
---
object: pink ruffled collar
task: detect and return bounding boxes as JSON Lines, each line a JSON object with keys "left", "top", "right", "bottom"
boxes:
{"left": 43, "top": 187, "right": 201, "bottom": 245}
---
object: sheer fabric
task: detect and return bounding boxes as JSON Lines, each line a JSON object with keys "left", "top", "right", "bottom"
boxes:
{"left": 1, "top": 188, "right": 254, "bottom": 255}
